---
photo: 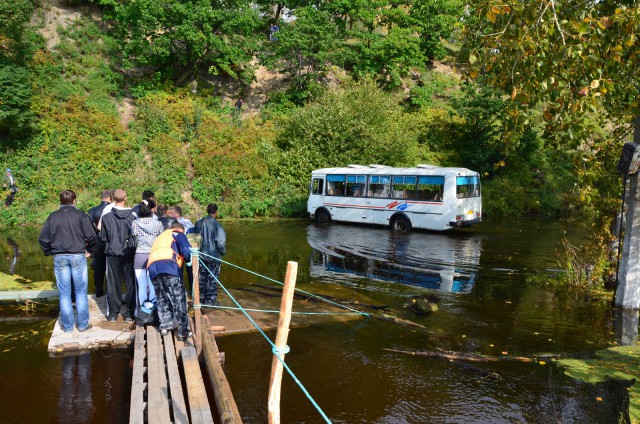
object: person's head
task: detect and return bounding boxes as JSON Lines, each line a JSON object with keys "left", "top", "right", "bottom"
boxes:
{"left": 171, "top": 222, "right": 185, "bottom": 233}
{"left": 142, "top": 190, "right": 155, "bottom": 201}
{"left": 157, "top": 204, "right": 168, "bottom": 217}
{"left": 112, "top": 189, "right": 127, "bottom": 205}
{"left": 168, "top": 205, "right": 183, "bottom": 218}
{"left": 100, "top": 189, "right": 112, "bottom": 202}
{"left": 207, "top": 203, "right": 218, "bottom": 216}
{"left": 6, "top": 168, "right": 11, "bottom": 174}
{"left": 138, "top": 199, "right": 156, "bottom": 218}
{"left": 60, "top": 190, "right": 76, "bottom": 206}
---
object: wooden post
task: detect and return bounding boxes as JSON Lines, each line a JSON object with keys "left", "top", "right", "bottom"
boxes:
{"left": 267, "top": 261, "right": 298, "bottom": 424}
{"left": 201, "top": 315, "right": 243, "bottom": 423}
{"left": 189, "top": 236, "right": 202, "bottom": 355}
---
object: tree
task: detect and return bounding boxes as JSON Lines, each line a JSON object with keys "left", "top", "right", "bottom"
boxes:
{"left": 99, "top": 0, "right": 262, "bottom": 84}
{"left": 262, "top": 7, "right": 338, "bottom": 90}
{"left": 408, "top": 0, "right": 463, "bottom": 60}
{"left": 460, "top": 2, "right": 640, "bottom": 148}
{"left": 0, "top": 0, "right": 35, "bottom": 149}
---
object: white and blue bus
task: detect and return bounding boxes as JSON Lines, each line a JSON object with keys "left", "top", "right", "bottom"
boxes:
{"left": 307, "top": 164, "right": 482, "bottom": 231}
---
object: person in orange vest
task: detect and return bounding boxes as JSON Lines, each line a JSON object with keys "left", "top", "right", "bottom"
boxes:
{"left": 147, "top": 222, "right": 192, "bottom": 340}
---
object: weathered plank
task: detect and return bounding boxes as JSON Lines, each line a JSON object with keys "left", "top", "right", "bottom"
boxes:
{"left": 129, "top": 325, "right": 147, "bottom": 424}
{"left": 202, "top": 315, "right": 243, "bottom": 424}
{"left": 182, "top": 346, "right": 215, "bottom": 424}
{"left": 162, "top": 331, "right": 189, "bottom": 424}
{"left": 147, "top": 326, "right": 172, "bottom": 424}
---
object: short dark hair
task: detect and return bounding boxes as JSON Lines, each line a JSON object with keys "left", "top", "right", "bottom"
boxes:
{"left": 157, "top": 204, "right": 168, "bottom": 217}
{"left": 60, "top": 190, "right": 76, "bottom": 205}
{"left": 142, "top": 190, "right": 155, "bottom": 201}
{"left": 207, "top": 203, "right": 218, "bottom": 215}
{"left": 101, "top": 190, "right": 112, "bottom": 201}
{"left": 138, "top": 199, "right": 156, "bottom": 218}
{"left": 171, "top": 222, "right": 185, "bottom": 232}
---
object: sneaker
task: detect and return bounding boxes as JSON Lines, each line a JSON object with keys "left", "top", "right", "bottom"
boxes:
{"left": 124, "top": 316, "right": 133, "bottom": 323}
{"left": 160, "top": 329, "right": 169, "bottom": 336}
{"left": 78, "top": 324, "right": 92, "bottom": 332}
{"left": 108, "top": 315, "right": 117, "bottom": 323}
{"left": 176, "top": 332, "right": 193, "bottom": 342}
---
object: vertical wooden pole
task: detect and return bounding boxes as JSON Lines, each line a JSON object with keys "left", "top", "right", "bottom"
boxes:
{"left": 190, "top": 240, "right": 202, "bottom": 355}
{"left": 267, "top": 261, "right": 298, "bottom": 424}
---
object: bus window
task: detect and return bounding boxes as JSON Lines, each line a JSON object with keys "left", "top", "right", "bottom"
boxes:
{"left": 346, "top": 175, "right": 366, "bottom": 197}
{"left": 327, "top": 174, "right": 346, "bottom": 196}
{"left": 456, "top": 176, "right": 481, "bottom": 198}
{"left": 311, "top": 178, "right": 324, "bottom": 195}
{"left": 416, "top": 176, "right": 444, "bottom": 201}
{"left": 369, "top": 175, "right": 391, "bottom": 198}
{"left": 392, "top": 176, "right": 417, "bottom": 199}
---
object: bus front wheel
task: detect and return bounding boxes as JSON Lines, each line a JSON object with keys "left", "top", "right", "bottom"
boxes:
{"left": 315, "top": 209, "right": 331, "bottom": 224}
{"left": 391, "top": 215, "right": 411, "bottom": 232}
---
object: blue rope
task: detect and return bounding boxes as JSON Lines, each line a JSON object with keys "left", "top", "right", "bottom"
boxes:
{"left": 198, "top": 260, "right": 332, "bottom": 424}
{"left": 196, "top": 250, "right": 368, "bottom": 317}
{"left": 200, "top": 304, "right": 361, "bottom": 316}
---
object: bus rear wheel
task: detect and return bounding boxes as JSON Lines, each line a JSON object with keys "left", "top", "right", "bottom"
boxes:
{"left": 391, "top": 215, "right": 411, "bottom": 232}
{"left": 315, "top": 209, "right": 331, "bottom": 224}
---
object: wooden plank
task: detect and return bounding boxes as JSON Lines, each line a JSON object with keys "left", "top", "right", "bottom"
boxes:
{"left": 182, "top": 346, "right": 215, "bottom": 424}
{"left": 129, "top": 325, "right": 147, "bottom": 424}
{"left": 146, "top": 326, "right": 172, "bottom": 424}
{"left": 202, "top": 315, "right": 243, "bottom": 424}
{"left": 162, "top": 331, "right": 190, "bottom": 424}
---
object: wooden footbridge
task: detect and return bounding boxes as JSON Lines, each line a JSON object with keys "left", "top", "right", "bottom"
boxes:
{"left": 129, "top": 314, "right": 242, "bottom": 424}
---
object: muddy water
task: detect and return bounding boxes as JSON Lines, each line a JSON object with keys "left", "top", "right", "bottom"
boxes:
{"left": 0, "top": 218, "right": 632, "bottom": 423}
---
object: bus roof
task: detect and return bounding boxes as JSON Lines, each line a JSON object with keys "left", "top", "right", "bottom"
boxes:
{"left": 310, "top": 165, "right": 479, "bottom": 177}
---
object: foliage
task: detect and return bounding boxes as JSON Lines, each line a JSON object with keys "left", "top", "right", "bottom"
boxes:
{"left": 273, "top": 80, "right": 423, "bottom": 189}
{"left": 0, "top": 0, "right": 38, "bottom": 150}
{"left": 408, "top": 0, "right": 464, "bottom": 60}
{"left": 557, "top": 220, "right": 616, "bottom": 290}
{"left": 556, "top": 344, "right": 640, "bottom": 423}
{"left": 98, "top": 0, "right": 262, "bottom": 84}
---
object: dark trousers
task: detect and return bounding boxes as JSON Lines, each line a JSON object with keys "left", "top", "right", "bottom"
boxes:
{"left": 105, "top": 255, "right": 136, "bottom": 319}
{"left": 199, "top": 260, "right": 221, "bottom": 305}
{"left": 152, "top": 274, "right": 190, "bottom": 337}
{"left": 91, "top": 250, "right": 107, "bottom": 297}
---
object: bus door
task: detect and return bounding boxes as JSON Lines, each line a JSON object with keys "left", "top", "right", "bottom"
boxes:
{"left": 369, "top": 175, "right": 392, "bottom": 225}
{"left": 308, "top": 176, "right": 325, "bottom": 213}
{"left": 342, "top": 175, "right": 369, "bottom": 223}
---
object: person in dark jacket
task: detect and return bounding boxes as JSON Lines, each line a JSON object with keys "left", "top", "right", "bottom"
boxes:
{"left": 193, "top": 203, "right": 226, "bottom": 305}
{"left": 87, "top": 189, "right": 112, "bottom": 297}
{"left": 147, "top": 222, "right": 192, "bottom": 340}
{"left": 100, "top": 189, "right": 137, "bottom": 322}
{"left": 38, "top": 190, "right": 98, "bottom": 332}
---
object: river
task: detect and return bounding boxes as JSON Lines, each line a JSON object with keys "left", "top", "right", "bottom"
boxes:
{"left": 0, "top": 218, "right": 634, "bottom": 423}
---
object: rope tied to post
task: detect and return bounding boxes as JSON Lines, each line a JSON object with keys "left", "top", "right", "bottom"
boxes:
{"left": 272, "top": 345, "right": 291, "bottom": 355}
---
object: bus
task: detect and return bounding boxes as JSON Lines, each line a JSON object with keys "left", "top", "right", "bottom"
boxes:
{"left": 307, "top": 164, "right": 482, "bottom": 231}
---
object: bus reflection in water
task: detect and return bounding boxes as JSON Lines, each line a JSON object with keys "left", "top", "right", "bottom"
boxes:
{"left": 307, "top": 224, "right": 481, "bottom": 293}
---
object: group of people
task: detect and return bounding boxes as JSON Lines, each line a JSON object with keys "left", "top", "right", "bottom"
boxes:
{"left": 38, "top": 188, "right": 226, "bottom": 340}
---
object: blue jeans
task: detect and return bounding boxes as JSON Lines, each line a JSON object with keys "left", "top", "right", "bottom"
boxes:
{"left": 54, "top": 254, "right": 89, "bottom": 332}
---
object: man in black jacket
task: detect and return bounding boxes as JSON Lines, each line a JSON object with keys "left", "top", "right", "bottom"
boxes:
{"left": 38, "top": 190, "right": 99, "bottom": 332}
{"left": 87, "top": 189, "right": 112, "bottom": 297}
{"left": 100, "top": 189, "right": 137, "bottom": 322}
{"left": 193, "top": 203, "right": 226, "bottom": 305}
